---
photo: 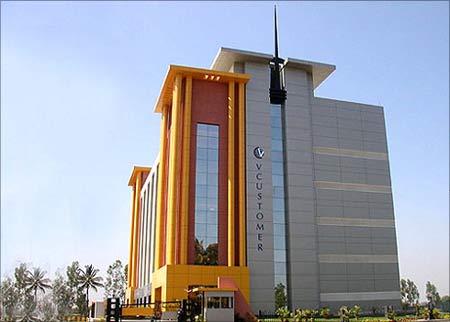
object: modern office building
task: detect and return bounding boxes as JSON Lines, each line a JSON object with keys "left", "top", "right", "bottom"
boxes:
{"left": 125, "top": 42, "right": 401, "bottom": 315}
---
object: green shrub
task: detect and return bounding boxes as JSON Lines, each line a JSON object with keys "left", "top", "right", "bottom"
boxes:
{"left": 351, "top": 305, "right": 361, "bottom": 320}
{"left": 432, "top": 307, "right": 440, "bottom": 319}
{"left": 293, "top": 309, "right": 303, "bottom": 322}
{"left": 421, "top": 307, "right": 429, "bottom": 320}
{"left": 339, "top": 306, "right": 351, "bottom": 322}
{"left": 194, "top": 315, "right": 205, "bottom": 322}
{"left": 387, "top": 309, "right": 396, "bottom": 322}
{"left": 320, "top": 307, "right": 330, "bottom": 319}
{"left": 276, "top": 307, "right": 292, "bottom": 322}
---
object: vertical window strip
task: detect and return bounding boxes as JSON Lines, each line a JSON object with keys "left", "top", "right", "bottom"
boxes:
{"left": 271, "top": 104, "right": 289, "bottom": 302}
{"left": 194, "top": 124, "right": 219, "bottom": 265}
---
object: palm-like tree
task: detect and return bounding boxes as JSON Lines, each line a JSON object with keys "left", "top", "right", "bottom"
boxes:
{"left": 78, "top": 264, "right": 103, "bottom": 314}
{"left": 25, "top": 267, "right": 52, "bottom": 304}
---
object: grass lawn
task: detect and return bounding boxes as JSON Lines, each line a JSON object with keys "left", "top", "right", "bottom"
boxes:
{"left": 260, "top": 316, "right": 419, "bottom": 322}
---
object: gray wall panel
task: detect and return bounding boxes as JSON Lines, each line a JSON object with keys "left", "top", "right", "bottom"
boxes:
{"left": 243, "top": 56, "right": 400, "bottom": 312}
{"left": 245, "top": 61, "right": 275, "bottom": 312}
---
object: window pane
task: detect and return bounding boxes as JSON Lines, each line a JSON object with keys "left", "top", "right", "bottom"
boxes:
{"left": 197, "top": 148, "right": 208, "bottom": 160}
{"left": 197, "top": 136, "right": 207, "bottom": 147}
{"left": 196, "top": 211, "right": 207, "bottom": 224}
{"left": 273, "top": 224, "right": 286, "bottom": 236}
{"left": 196, "top": 185, "right": 207, "bottom": 197}
{"left": 273, "top": 175, "right": 284, "bottom": 187}
{"left": 197, "top": 124, "right": 208, "bottom": 135}
{"left": 273, "top": 198, "right": 285, "bottom": 212}
{"left": 274, "top": 236, "right": 286, "bottom": 250}
{"left": 272, "top": 139, "right": 283, "bottom": 152}
{"left": 208, "top": 136, "right": 218, "bottom": 147}
{"left": 272, "top": 163, "right": 284, "bottom": 176}
{"left": 196, "top": 172, "right": 207, "bottom": 185}
{"left": 274, "top": 250, "right": 286, "bottom": 262}
{"left": 273, "top": 211, "right": 285, "bottom": 223}
{"left": 195, "top": 123, "right": 219, "bottom": 265}
{"left": 196, "top": 160, "right": 207, "bottom": 173}
{"left": 272, "top": 151, "right": 284, "bottom": 162}
{"left": 273, "top": 186, "right": 284, "bottom": 199}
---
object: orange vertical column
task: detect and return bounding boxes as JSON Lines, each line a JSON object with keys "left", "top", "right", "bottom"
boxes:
{"left": 228, "top": 81, "right": 236, "bottom": 267}
{"left": 155, "top": 106, "right": 168, "bottom": 270}
{"left": 127, "top": 186, "right": 136, "bottom": 286}
{"left": 180, "top": 76, "right": 192, "bottom": 265}
{"left": 238, "top": 82, "right": 247, "bottom": 266}
{"left": 131, "top": 173, "right": 142, "bottom": 287}
{"left": 166, "top": 74, "right": 183, "bottom": 265}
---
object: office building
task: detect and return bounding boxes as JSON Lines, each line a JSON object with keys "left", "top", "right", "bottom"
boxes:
{"left": 125, "top": 44, "right": 401, "bottom": 315}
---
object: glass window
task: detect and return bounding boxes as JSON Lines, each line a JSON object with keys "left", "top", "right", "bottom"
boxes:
{"left": 272, "top": 175, "right": 284, "bottom": 187}
{"left": 272, "top": 151, "right": 284, "bottom": 162}
{"left": 196, "top": 211, "right": 207, "bottom": 224}
{"left": 208, "top": 136, "right": 218, "bottom": 147}
{"left": 207, "top": 297, "right": 221, "bottom": 309}
{"left": 275, "top": 262, "right": 287, "bottom": 275}
{"left": 196, "top": 185, "right": 207, "bottom": 197}
{"left": 197, "top": 136, "right": 207, "bottom": 147}
{"left": 273, "top": 211, "right": 285, "bottom": 223}
{"left": 272, "top": 163, "right": 284, "bottom": 176}
{"left": 274, "top": 250, "right": 286, "bottom": 263}
{"left": 196, "top": 173, "right": 207, "bottom": 185}
{"left": 195, "top": 123, "right": 219, "bottom": 265}
{"left": 273, "top": 186, "right": 284, "bottom": 198}
{"left": 272, "top": 139, "right": 283, "bottom": 152}
{"left": 274, "top": 236, "right": 286, "bottom": 250}
{"left": 197, "top": 148, "right": 208, "bottom": 160}
{"left": 275, "top": 275, "right": 287, "bottom": 287}
{"left": 273, "top": 198, "right": 285, "bottom": 212}
{"left": 271, "top": 117, "right": 281, "bottom": 128}
{"left": 221, "top": 297, "right": 233, "bottom": 309}
{"left": 273, "top": 224, "right": 286, "bottom": 236}
{"left": 271, "top": 104, "right": 289, "bottom": 304}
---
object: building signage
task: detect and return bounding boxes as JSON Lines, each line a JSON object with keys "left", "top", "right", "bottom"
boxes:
{"left": 253, "top": 146, "right": 265, "bottom": 159}
{"left": 254, "top": 146, "right": 265, "bottom": 252}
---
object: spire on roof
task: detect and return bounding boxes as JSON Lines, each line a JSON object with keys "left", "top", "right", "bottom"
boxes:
{"left": 269, "top": 5, "right": 287, "bottom": 105}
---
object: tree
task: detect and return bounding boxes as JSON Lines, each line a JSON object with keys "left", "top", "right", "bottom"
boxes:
{"left": 194, "top": 239, "right": 218, "bottom": 265}
{"left": 104, "top": 260, "right": 127, "bottom": 302}
{"left": 52, "top": 272, "right": 73, "bottom": 319}
{"left": 274, "top": 282, "right": 287, "bottom": 310}
{"left": 440, "top": 295, "right": 449, "bottom": 311}
{"left": 66, "top": 261, "right": 87, "bottom": 316}
{"left": 426, "top": 281, "right": 441, "bottom": 304}
{"left": 78, "top": 264, "right": 103, "bottom": 314}
{"left": 14, "top": 262, "right": 36, "bottom": 320}
{"left": 25, "top": 267, "right": 52, "bottom": 304}
{"left": 1, "top": 277, "right": 20, "bottom": 319}
{"left": 400, "top": 278, "right": 420, "bottom": 308}
{"left": 37, "top": 294, "right": 56, "bottom": 322}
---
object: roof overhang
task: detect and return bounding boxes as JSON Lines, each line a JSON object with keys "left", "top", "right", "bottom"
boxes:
{"left": 153, "top": 64, "right": 250, "bottom": 113}
{"left": 128, "top": 166, "right": 151, "bottom": 186}
{"left": 211, "top": 47, "right": 336, "bottom": 90}
{"left": 190, "top": 287, "right": 237, "bottom": 293}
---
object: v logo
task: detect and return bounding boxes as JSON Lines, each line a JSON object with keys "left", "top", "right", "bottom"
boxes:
{"left": 253, "top": 146, "right": 265, "bottom": 159}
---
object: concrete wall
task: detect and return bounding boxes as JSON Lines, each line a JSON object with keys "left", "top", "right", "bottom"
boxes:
{"left": 244, "top": 61, "right": 276, "bottom": 313}
{"left": 242, "top": 58, "right": 400, "bottom": 313}
{"left": 283, "top": 66, "right": 320, "bottom": 310}
{"left": 311, "top": 97, "right": 401, "bottom": 312}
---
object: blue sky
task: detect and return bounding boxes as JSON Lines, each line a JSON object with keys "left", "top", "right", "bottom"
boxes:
{"left": 1, "top": 2, "right": 448, "bottom": 301}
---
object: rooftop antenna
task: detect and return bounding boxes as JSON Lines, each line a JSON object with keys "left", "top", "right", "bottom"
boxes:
{"left": 269, "top": 5, "right": 287, "bottom": 104}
